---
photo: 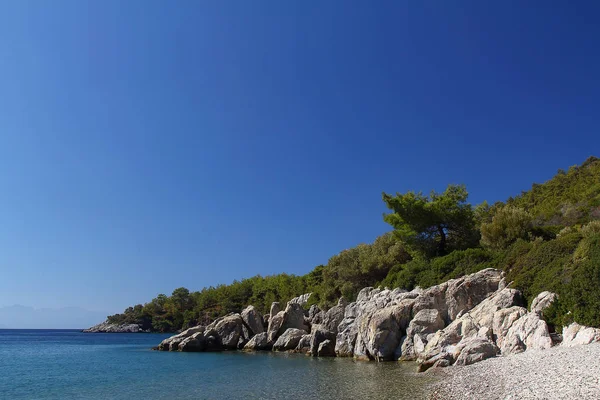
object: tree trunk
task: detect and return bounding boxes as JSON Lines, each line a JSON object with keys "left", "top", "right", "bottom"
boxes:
{"left": 437, "top": 225, "right": 446, "bottom": 256}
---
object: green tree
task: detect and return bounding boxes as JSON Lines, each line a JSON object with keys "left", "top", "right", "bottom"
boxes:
{"left": 480, "top": 206, "right": 533, "bottom": 250}
{"left": 171, "top": 287, "right": 192, "bottom": 311}
{"left": 382, "top": 184, "right": 477, "bottom": 257}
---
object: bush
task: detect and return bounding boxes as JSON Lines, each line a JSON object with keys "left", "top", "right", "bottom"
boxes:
{"left": 581, "top": 220, "right": 600, "bottom": 238}
{"left": 431, "top": 248, "right": 495, "bottom": 280}
{"left": 380, "top": 258, "right": 435, "bottom": 290}
{"left": 318, "top": 233, "right": 410, "bottom": 306}
{"left": 480, "top": 206, "right": 533, "bottom": 250}
{"left": 558, "top": 233, "right": 600, "bottom": 327}
{"left": 503, "top": 232, "right": 581, "bottom": 304}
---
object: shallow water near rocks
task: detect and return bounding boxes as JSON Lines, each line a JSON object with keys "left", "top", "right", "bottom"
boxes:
{"left": 0, "top": 329, "right": 436, "bottom": 399}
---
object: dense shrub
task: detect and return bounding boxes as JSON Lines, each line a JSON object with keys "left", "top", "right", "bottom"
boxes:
{"left": 509, "top": 156, "right": 600, "bottom": 225}
{"left": 319, "top": 233, "right": 410, "bottom": 307}
{"left": 503, "top": 232, "right": 582, "bottom": 304}
{"left": 431, "top": 248, "right": 495, "bottom": 280}
{"left": 561, "top": 234, "right": 600, "bottom": 327}
{"left": 480, "top": 206, "right": 533, "bottom": 250}
{"left": 379, "top": 249, "right": 493, "bottom": 290}
{"left": 546, "top": 233, "right": 600, "bottom": 329}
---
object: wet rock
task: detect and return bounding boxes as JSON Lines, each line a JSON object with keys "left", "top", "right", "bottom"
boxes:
{"left": 317, "top": 339, "right": 336, "bottom": 357}
{"left": 273, "top": 328, "right": 306, "bottom": 351}
{"left": 206, "top": 314, "right": 244, "bottom": 349}
{"left": 295, "top": 334, "right": 313, "bottom": 354}
{"left": 310, "top": 327, "right": 336, "bottom": 357}
{"left": 243, "top": 332, "right": 271, "bottom": 351}
{"left": 157, "top": 325, "right": 205, "bottom": 351}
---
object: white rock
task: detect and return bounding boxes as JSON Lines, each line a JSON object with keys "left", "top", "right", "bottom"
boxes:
{"left": 501, "top": 312, "right": 553, "bottom": 355}
{"left": 562, "top": 322, "right": 600, "bottom": 347}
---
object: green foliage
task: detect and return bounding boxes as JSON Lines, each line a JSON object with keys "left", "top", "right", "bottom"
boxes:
{"left": 480, "top": 206, "right": 533, "bottom": 250}
{"left": 106, "top": 156, "right": 600, "bottom": 332}
{"left": 508, "top": 156, "right": 600, "bottom": 226}
{"left": 560, "top": 233, "right": 600, "bottom": 327}
{"left": 380, "top": 258, "right": 433, "bottom": 290}
{"left": 431, "top": 248, "right": 495, "bottom": 279}
{"left": 107, "top": 274, "right": 311, "bottom": 332}
{"left": 580, "top": 220, "right": 600, "bottom": 238}
{"left": 107, "top": 233, "right": 408, "bottom": 331}
{"left": 502, "top": 233, "right": 582, "bottom": 304}
{"left": 383, "top": 184, "right": 478, "bottom": 257}
{"left": 318, "top": 233, "right": 410, "bottom": 307}
{"left": 380, "top": 248, "right": 493, "bottom": 290}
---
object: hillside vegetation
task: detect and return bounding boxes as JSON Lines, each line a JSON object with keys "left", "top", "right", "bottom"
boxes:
{"left": 107, "top": 156, "right": 600, "bottom": 332}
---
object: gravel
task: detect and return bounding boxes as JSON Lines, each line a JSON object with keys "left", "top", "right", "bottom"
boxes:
{"left": 429, "top": 343, "right": 600, "bottom": 399}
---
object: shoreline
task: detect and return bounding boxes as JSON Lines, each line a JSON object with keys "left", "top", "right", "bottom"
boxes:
{"left": 428, "top": 342, "right": 600, "bottom": 399}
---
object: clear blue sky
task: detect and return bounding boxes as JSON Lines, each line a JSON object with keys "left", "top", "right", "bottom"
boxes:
{"left": 1, "top": 1, "right": 599, "bottom": 320}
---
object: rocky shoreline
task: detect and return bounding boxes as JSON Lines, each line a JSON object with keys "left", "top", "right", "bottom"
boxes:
{"left": 153, "top": 268, "right": 600, "bottom": 374}
{"left": 82, "top": 321, "right": 150, "bottom": 333}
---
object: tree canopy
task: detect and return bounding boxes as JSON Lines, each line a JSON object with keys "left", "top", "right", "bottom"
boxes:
{"left": 382, "top": 184, "right": 478, "bottom": 257}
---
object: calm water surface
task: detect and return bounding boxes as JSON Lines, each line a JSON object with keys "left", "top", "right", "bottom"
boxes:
{"left": 0, "top": 329, "right": 435, "bottom": 399}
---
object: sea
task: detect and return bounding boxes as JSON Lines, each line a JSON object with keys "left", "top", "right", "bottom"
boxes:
{"left": 0, "top": 329, "right": 435, "bottom": 399}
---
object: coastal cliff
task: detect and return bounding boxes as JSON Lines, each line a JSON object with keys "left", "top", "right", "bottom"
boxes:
{"left": 154, "top": 268, "right": 600, "bottom": 371}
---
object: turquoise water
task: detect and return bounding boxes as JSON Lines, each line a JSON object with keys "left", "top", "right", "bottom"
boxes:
{"left": 0, "top": 330, "right": 434, "bottom": 399}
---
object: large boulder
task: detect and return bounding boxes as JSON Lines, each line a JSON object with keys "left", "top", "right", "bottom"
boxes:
{"left": 561, "top": 323, "right": 600, "bottom": 347}
{"left": 408, "top": 309, "right": 445, "bottom": 336}
{"left": 241, "top": 305, "right": 264, "bottom": 335}
{"left": 355, "top": 299, "right": 415, "bottom": 361}
{"left": 466, "top": 288, "right": 525, "bottom": 330}
{"left": 202, "top": 328, "right": 223, "bottom": 351}
{"left": 416, "top": 287, "right": 524, "bottom": 368}
{"left": 412, "top": 268, "right": 504, "bottom": 324}
{"left": 419, "top": 314, "right": 477, "bottom": 363}
{"left": 492, "top": 306, "right": 528, "bottom": 348}
{"left": 308, "top": 305, "right": 323, "bottom": 324}
{"left": 335, "top": 317, "right": 358, "bottom": 357}
{"left": 206, "top": 313, "right": 244, "bottom": 349}
{"left": 454, "top": 337, "right": 499, "bottom": 366}
{"left": 310, "top": 327, "right": 336, "bottom": 356}
{"left": 267, "top": 311, "right": 285, "bottom": 343}
{"left": 179, "top": 331, "right": 207, "bottom": 352}
{"left": 157, "top": 325, "right": 205, "bottom": 351}
{"left": 501, "top": 312, "right": 553, "bottom": 355}
{"left": 337, "top": 287, "right": 421, "bottom": 360}
{"left": 269, "top": 302, "right": 281, "bottom": 319}
{"left": 322, "top": 297, "right": 348, "bottom": 333}
{"left": 243, "top": 332, "right": 271, "bottom": 351}
{"left": 167, "top": 327, "right": 223, "bottom": 352}
{"left": 295, "top": 334, "right": 313, "bottom": 354}
{"left": 530, "top": 291, "right": 557, "bottom": 316}
{"left": 288, "top": 293, "right": 312, "bottom": 306}
{"left": 400, "top": 309, "right": 445, "bottom": 360}
{"left": 280, "top": 303, "right": 309, "bottom": 333}
{"left": 317, "top": 339, "right": 336, "bottom": 357}
{"left": 273, "top": 328, "right": 305, "bottom": 351}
